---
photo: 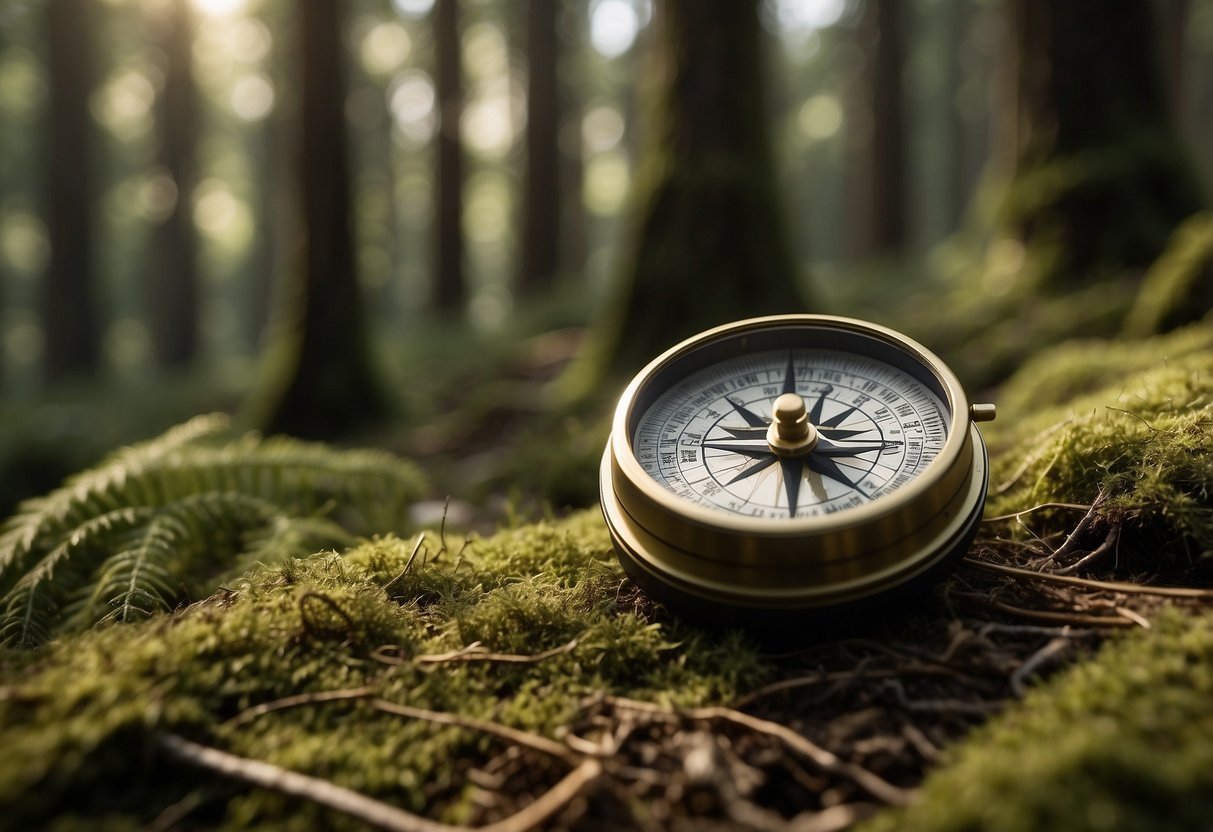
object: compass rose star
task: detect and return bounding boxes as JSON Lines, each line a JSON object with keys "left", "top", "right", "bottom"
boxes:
{"left": 706, "top": 381, "right": 908, "bottom": 516}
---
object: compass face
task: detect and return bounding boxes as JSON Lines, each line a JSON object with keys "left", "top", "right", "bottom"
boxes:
{"left": 632, "top": 349, "right": 950, "bottom": 519}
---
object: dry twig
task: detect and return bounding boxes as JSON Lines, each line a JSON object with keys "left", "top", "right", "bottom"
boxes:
{"left": 371, "top": 699, "right": 578, "bottom": 764}
{"left": 882, "top": 679, "right": 1003, "bottom": 717}
{"left": 1009, "top": 637, "right": 1071, "bottom": 697}
{"left": 603, "top": 696, "right": 915, "bottom": 807}
{"left": 383, "top": 533, "right": 427, "bottom": 592}
{"left": 1053, "top": 526, "right": 1120, "bottom": 575}
{"left": 981, "top": 502, "right": 1094, "bottom": 523}
{"left": 158, "top": 733, "right": 600, "bottom": 832}
{"left": 1046, "top": 488, "right": 1107, "bottom": 563}
{"left": 962, "top": 558, "right": 1213, "bottom": 599}
{"left": 949, "top": 591, "right": 1136, "bottom": 628}
{"left": 223, "top": 686, "right": 378, "bottom": 729}
{"left": 417, "top": 638, "right": 579, "bottom": 665}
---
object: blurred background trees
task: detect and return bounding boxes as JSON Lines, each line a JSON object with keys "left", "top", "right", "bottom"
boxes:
{"left": 1, "top": 0, "right": 1212, "bottom": 504}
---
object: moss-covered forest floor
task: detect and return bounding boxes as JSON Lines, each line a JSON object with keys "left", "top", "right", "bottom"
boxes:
{"left": 4, "top": 285, "right": 1213, "bottom": 828}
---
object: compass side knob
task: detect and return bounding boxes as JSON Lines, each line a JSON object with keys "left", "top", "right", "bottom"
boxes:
{"left": 969, "top": 403, "right": 997, "bottom": 422}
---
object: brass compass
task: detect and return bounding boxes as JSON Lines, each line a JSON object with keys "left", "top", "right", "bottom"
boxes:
{"left": 599, "top": 315, "right": 996, "bottom": 619}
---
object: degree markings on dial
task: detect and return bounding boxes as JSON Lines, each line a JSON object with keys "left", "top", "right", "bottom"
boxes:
{"left": 639, "top": 348, "right": 948, "bottom": 517}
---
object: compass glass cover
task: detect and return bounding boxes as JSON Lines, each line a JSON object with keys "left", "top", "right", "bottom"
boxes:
{"left": 631, "top": 348, "right": 950, "bottom": 519}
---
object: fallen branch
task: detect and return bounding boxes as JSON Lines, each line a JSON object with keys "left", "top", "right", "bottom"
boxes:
{"left": 383, "top": 533, "right": 427, "bottom": 592}
{"left": 158, "top": 733, "right": 600, "bottom": 832}
{"left": 371, "top": 699, "right": 579, "bottom": 764}
{"left": 882, "top": 679, "right": 1004, "bottom": 717}
{"left": 1009, "top": 637, "right": 1071, "bottom": 697}
{"left": 962, "top": 558, "right": 1213, "bottom": 599}
{"left": 1053, "top": 526, "right": 1120, "bottom": 576}
{"left": 949, "top": 591, "right": 1135, "bottom": 628}
{"left": 416, "top": 638, "right": 579, "bottom": 666}
{"left": 1114, "top": 606, "right": 1151, "bottom": 629}
{"left": 731, "top": 665, "right": 957, "bottom": 710}
{"left": 981, "top": 502, "right": 1094, "bottom": 523}
{"left": 224, "top": 686, "right": 378, "bottom": 729}
{"left": 603, "top": 696, "right": 915, "bottom": 807}
{"left": 1046, "top": 488, "right": 1107, "bottom": 563}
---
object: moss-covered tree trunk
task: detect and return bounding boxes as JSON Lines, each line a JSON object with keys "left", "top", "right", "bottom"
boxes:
{"left": 249, "top": 0, "right": 388, "bottom": 440}
{"left": 849, "top": 0, "right": 906, "bottom": 256}
{"left": 42, "top": 0, "right": 101, "bottom": 385}
{"left": 433, "top": 0, "right": 465, "bottom": 312}
{"left": 147, "top": 0, "right": 199, "bottom": 371}
{"left": 572, "top": 0, "right": 805, "bottom": 393}
{"left": 999, "top": 0, "right": 1206, "bottom": 289}
{"left": 517, "top": 0, "right": 561, "bottom": 295}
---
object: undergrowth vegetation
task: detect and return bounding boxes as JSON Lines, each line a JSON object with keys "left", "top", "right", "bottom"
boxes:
{"left": 0, "top": 514, "right": 766, "bottom": 829}
{"left": 862, "top": 610, "right": 1213, "bottom": 832}
{"left": 3, "top": 318, "right": 1213, "bottom": 829}
{"left": 981, "top": 318, "right": 1213, "bottom": 576}
{"left": 0, "top": 414, "right": 426, "bottom": 647}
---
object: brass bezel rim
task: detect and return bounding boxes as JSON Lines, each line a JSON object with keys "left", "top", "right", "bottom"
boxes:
{"left": 608, "top": 314, "right": 972, "bottom": 539}
{"left": 600, "top": 425, "right": 988, "bottom": 608}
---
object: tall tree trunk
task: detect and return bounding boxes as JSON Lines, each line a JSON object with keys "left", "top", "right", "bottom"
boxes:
{"left": 250, "top": 0, "right": 387, "bottom": 439}
{"left": 1000, "top": 0, "right": 1205, "bottom": 289}
{"left": 433, "top": 0, "right": 464, "bottom": 312}
{"left": 571, "top": 0, "right": 805, "bottom": 393}
{"left": 850, "top": 0, "right": 906, "bottom": 256}
{"left": 147, "top": 0, "right": 199, "bottom": 371}
{"left": 1157, "top": 0, "right": 1190, "bottom": 128}
{"left": 247, "top": 117, "right": 280, "bottom": 353}
{"left": 942, "top": 0, "right": 970, "bottom": 232}
{"left": 42, "top": 0, "right": 101, "bottom": 384}
{"left": 518, "top": 0, "right": 560, "bottom": 295}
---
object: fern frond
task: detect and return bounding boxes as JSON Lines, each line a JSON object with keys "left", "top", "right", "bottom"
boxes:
{"left": 78, "top": 512, "right": 185, "bottom": 628}
{"left": 0, "top": 416, "right": 426, "bottom": 646}
{"left": 0, "top": 579, "right": 57, "bottom": 649}
{"left": 0, "top": 414, "right": 233, "bottom": 591}
{"left": 0, "top": 507, "right": 155, "bottom": 647}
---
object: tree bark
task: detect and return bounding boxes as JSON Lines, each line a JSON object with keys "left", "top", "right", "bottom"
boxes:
{"left": 147, "top": 0, "right": 199, "bottom": 371}
{"left": 42, "top": 0, "right": 101, "bottom": 384}
{"left": 572, "top": 0, "right": 805, "bottom": 392}
{"left": 433, "top": 0, "right": 464, "bottom": 312}
{"left": 251, "top": 0, "right": 388, "bottom": 439}
{"left": 1000, "top": 0, "right": 1205, "bottom": 288}
{"left": 850, "top": 0, "right": 906, "bottom": 256}
{"left": 518, "top": 0, "right": 561, "bottom": 295}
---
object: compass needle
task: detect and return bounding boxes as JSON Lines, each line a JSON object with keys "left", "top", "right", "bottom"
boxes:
{"left": 808, "top": 384, "right": 833, "bottom": 424}
{"left": 720, "top": 425, "right": 769, "bottom": 439}
{"left": 817, "top": 427, "right": 865, "bottom": 440}
{"left": 806, "top": 455, "right": 866, "bottom": 497}
{"left": 727, "top": 397, "right": 768, "bottom": 427}
{"left": 604, "top": 314, "right": 994, "bottom": 617}
{"left": 725, "top": 454, "right": 778, "bottom": 485}
{"left": 703, "top": 441, "right": 773, "bottom": 459}
{"left": 779, "top": 458, "right": 803, "bottom": 517}
{"left": 820, "top": 406, "right": 859, "bottom": 429}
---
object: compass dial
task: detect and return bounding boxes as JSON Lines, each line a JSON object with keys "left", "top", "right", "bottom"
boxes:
{"left": 633, "top": 349, "right": 948, "bottom": 519}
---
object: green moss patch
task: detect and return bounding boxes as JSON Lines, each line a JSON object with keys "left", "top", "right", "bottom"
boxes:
{"left": 984, "top": 319, "right": 1213, "bottom": 574}
{"left": 0, "top": 512, "right": 768, "bottom": 829}
{"left": 862, "top": 610, "right": 1213, "bottom": 832}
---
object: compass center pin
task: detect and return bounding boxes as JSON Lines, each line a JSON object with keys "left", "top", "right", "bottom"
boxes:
{"left": 767, "top": 393, "right": 819, "bottom": 456}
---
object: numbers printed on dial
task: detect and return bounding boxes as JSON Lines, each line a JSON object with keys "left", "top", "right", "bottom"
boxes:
{"left": 633, "top": 349, "right": 949, "bottom": 519}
